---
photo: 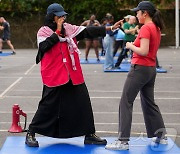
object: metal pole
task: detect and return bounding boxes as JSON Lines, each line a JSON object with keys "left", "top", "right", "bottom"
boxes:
{"left": 175, "top": 0, "right": 179, "bottom": 48}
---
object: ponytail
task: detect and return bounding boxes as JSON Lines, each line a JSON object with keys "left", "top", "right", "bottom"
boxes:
{"left": 142, "top": 9, "right": 165, "bottom": 30}
{"left": 152, "top": 9, "right": 165, "bottom": 30}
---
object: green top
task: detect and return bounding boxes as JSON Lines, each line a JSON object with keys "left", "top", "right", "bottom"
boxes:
{"left": 123, "top": 22, "right": 136, "bottom": 42}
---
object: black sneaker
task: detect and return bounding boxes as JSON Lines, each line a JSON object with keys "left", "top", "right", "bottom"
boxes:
{"left": 84, "top": 134, "right": 107, "bottom": 145}
{"left": 85, "top": 59, "right": 88, "bottom": 63}
{"left": 25, "top": 131, "right": 39, "bottom": 147}
{"left": 114, "top": 66, "right": 121, "bottom": 69}
{"left": 11, "top": 51, "right": 16, "bottom": 55}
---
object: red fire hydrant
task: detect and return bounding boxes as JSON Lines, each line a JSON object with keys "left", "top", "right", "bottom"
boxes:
{"left": 8, "top": 104, "right": 27, "bottom": 133}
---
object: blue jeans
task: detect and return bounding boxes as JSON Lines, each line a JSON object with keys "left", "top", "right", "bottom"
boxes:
{"left": 103, "top": 34, "right": 114, "bottom": 69}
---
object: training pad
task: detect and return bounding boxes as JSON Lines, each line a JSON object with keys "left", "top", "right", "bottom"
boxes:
{"left": 1, "top": 136, "right": 179, "bottom": 154}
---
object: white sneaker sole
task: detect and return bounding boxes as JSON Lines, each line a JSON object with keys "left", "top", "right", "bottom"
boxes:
{"left": 152, "top": 137, "right": 168, "bottom": 144}
{"left": 105, "top": 144, "right": 129, "bottom": 150}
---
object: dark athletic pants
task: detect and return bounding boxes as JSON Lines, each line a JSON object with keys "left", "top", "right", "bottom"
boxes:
{"left": 115, "top": 40, "right": 128, "bottom": 67}
{"left": 118, "top": 64, "right": 166, "bottom": 141}
{"left": 113, "top": 40, "right": 123, "bottom": 57}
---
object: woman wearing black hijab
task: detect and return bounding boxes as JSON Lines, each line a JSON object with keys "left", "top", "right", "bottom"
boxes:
{"left": 25, "top": 3, "right": 122, "bottom": 147}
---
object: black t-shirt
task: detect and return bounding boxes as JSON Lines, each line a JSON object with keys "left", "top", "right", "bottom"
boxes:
{"left": 2, "top": 22, "right": 10, "bottom": 40}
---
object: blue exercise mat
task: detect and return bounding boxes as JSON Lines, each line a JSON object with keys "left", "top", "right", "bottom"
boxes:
{"left": 80, "top": 58, "right": 104, "bottom": 64}
{"left": 104, "top": 64, "right": 167, "bottom": 73}
{"left": 0, "top": 52, "right": 13, "bottom": 56}
{"left": 104, "top": 63, "right": 131, "bottom": 72}
{"left": 156, "top": 67, "right": 167, "bottom": 73}
{"left": 1, "top": 136, "right": 179, "bottom": 154}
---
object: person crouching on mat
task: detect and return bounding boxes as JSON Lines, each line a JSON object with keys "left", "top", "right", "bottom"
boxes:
{"left": 105, "top": 1, "right": 167, "bottom": 150}
{"left": 25, "top": 3, "right": 123, "bottom": 147}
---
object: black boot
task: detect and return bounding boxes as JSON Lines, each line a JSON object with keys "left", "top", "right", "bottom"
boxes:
{"left": 84, "top": 134, "right": 107, "bottom": 145}
{"left": 25, "top": 131, "right": 39, "bottom": 147}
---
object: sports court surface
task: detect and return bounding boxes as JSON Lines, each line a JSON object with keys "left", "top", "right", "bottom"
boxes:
{"left": 0, "top": 48, "right": 180, "bottom": 153}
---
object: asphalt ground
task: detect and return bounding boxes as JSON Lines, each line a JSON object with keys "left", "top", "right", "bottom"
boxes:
{"left": 0, "top": 47, "right": 180, "bottom": 150}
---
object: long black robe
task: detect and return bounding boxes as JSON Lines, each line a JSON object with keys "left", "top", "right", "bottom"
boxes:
{"left": 29, "top": 25, "right": 106, "bottom": 138}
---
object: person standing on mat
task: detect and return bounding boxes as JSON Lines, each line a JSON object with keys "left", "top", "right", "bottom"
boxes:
{"left": 81, "top": 14, "right": 101, "bottom": 62}
{"left": 114, "top": 16, "right": 138, "bottom": 69}
{"left": 104, "top": 14, "right": 122, "bottom": 70}
{"left": 105, "top": 1, "right": 167, "bottom": 150}
{"left": 99, "top": 17, "right": 107, "bottom": 56}
{"left": 25, "top": 3, "right": 122, "bottom": 147}
{"left": 0, "top": 17, "right": 16, "bottom": 55}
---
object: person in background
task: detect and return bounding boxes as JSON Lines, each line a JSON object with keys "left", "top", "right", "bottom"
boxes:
{"left": 114, "top": 16, "right": 138, "bottom": 69}
{"left": 0, "top": 17, "right": 16, "bottom": 54}
{"left": 105, "top": 1, "right": 167, "bottom": 150}
{"left": 113, "top": 28, "right": 125, "bottom": 57}
{"left": 25, "top": 3, "right": 122, "bottom": 147}
{"left": 103, "top": 15, "right": 117, "bottom": 70}
{"left": 99, "top": 17, "right": 107, "bottom": 56}
{"left": 156, "top": 57, "right": 162, "bottom": 68}
{"left": 112, "top": 14, "right": 132, "bottom": 58}
{"left": 81, "top": 14, "right": 101, "bottom": 62}
{"left": 124, "top": 15, "right": 131, "bottom": 23}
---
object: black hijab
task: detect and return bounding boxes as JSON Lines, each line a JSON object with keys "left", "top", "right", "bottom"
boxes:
{"left": 44, "top": 13, "right": 57, "bottom": 31}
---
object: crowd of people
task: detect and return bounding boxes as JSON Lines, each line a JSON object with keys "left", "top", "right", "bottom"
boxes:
{"left": 80, "top": 12, "right": 163, "bottom": 70}
{"left": 80, "top": 12, "right": 140, "bottom": 69}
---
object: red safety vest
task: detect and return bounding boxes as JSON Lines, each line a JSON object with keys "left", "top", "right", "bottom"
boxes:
{"left": 40, "top": 39, "right": 84, "bottom": 87}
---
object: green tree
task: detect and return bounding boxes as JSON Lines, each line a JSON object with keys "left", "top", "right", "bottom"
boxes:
{"left": 0, "top": 0, "right": 176, "bottom": 22}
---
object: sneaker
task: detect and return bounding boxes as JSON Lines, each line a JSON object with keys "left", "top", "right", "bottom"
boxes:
{"left": 105, "top": 66, "right": 114, "bottom": 70}
{"left": 84, "top": 134, "right": 107, "bottom": 145}
{"left": 156, "top": 66, "right": 162, "bottom": 69}
{"left": 11, "top": 51, "right": 16, "bottom": 55}
{"left": 105, "top": 140, "right": 129, "bottom": 150}
{"left": 114, "top": 66, "right": 121, "bottom": 69}
{"left": 152, "top": 136, "right": 168, "bottom": 144}
{"left": 97, "top": 58, "right": 100, "bottom": 62}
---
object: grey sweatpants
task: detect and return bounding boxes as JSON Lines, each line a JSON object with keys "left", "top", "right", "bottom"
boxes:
{"left": 118, "top": 64, "right": 166, "bottom": 141}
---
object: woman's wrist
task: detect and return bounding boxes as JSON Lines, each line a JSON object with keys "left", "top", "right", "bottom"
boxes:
{"left": 110, "top": 26, "right": 114, "bottom": 31}
{"left": 55, "top": 29, "right": 61, "bottom": 36}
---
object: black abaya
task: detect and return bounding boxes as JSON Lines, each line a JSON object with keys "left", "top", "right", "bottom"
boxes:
{"left": 29, "top": 81, "right": 95, "bottom": 138}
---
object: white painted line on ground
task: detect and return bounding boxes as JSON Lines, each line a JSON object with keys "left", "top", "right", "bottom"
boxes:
{"left": 156, "top": 76, "right": 180, "bottom": 79}
{"left": 2, "top": 96, "right": 180, "bottom": 100}
{"left": 3, "top": 90, "right": 180, "bottom": 93}
{"left": 24, "top": 63, "right": 36, "bottom": 75}
{"left": 0, "top": 77, "right": 23, "bottom": 98}
{"left": 95, "top": 123, "right": 180, "bottom": 126}
{"left": 1, "top": 111, "right": 180, "bottom": 115}
{"left": 4, "top": 90, "right": 41, "bottom": 92}
{"left": 0, "top": 77, "right": 20, "bottom": 79}
{"left": 90, "top": 97, "right": 180, "bottom": 100}
{"left": 94, "top": 112, "right": 180, "bottom": 115}
{"left": 0, "top": 76, "right": 40, "bottom": 79}
{"left": 0, "top": 64, "right": 37, "bottom": 98}
{"left": 2, "top": 96, "right": 40, "bottom": 98}
{"left": 1, "top": 76, "right": 180, "bottom": 79}
{"left": 0, "top": 122, "right": 180, "bottom": 126}
{"left": 89, "top": 90, "right": 180, "bottom": 93}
